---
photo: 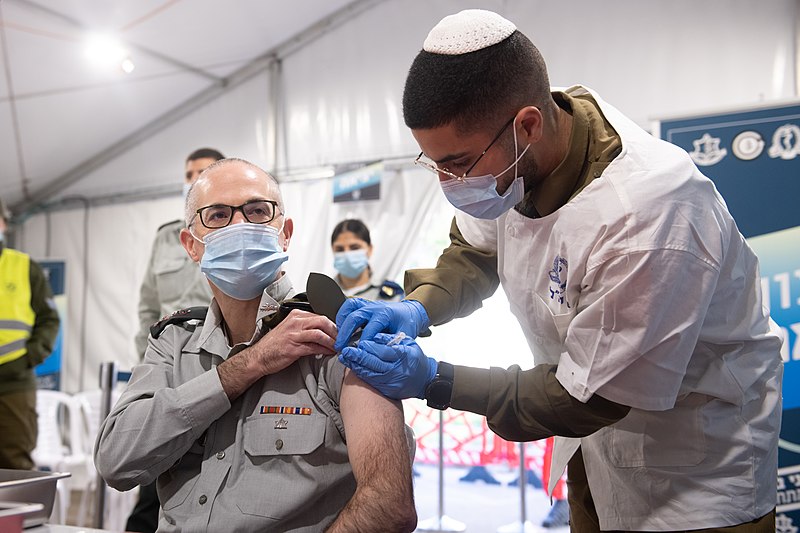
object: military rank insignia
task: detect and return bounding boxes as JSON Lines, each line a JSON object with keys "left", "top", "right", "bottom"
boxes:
{"left": 260, "top": 405, "right": 312, "bottom": 415}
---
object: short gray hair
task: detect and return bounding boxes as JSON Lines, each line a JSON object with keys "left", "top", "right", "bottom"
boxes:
{"left": 184, "top": 158, "right": 283, "bottom": 227}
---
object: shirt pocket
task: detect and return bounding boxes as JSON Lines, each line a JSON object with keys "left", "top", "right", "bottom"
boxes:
{"left": 160, "top": 445, "right": 203, "bottom": 511}
{"left": 608, "top": 396, "right": 706, "bottom": 468}
{"left": 153, "top": 257, "right": 192, "bottom": 301}
{"left": 237, "top": 413, "right": 328, "bottom": 520}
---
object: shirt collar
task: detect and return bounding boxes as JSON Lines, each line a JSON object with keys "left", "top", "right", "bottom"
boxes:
{"left": 545, "top": 91, "right": 591, "bottom": 197}
{"left": 187, "top": 274, "right": 296, "bottom": 357}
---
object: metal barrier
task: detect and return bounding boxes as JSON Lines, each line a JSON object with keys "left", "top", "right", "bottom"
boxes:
{"left": 416, "top": 410, "right": 466, "bottom": 532}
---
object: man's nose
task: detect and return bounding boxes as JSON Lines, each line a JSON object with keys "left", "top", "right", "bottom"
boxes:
{"left": 230, "top": 209, "right": 248, "bottom": 224}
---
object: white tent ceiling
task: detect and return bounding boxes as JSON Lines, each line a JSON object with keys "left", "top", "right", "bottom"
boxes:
{"left": 2, "top": 0, "right": 798, "bottom": 220}
{"left": 0, "top": 0, "right": 372, "bottom": 213}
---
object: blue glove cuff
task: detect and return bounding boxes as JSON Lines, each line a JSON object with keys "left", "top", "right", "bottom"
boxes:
{"left": 406, "top": 299, "right": 430, "bottom": 333}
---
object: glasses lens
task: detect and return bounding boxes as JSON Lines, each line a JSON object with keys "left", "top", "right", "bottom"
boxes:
{"left": 242, "top": 201, "right": 275, "bottom": 224}
{"left": 415, "top": 156, "right": 442, "bottom": 175}
{"left": 201, "top": 205, "right": 233, "bottom": 228}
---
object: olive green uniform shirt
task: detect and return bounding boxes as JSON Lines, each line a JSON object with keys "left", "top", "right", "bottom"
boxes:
{"left": 405, "top": 90, "right": 625, "bottom": 440}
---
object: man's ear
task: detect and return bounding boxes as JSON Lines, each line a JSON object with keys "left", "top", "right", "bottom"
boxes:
{"left": 180, "top": 228, "right": 202, "bottom": 262}
{"left": 281, "top": 218, "right": 294, "bottom": 251}
{"left": 517, "top": 105, "right": 543, "bottom": 144}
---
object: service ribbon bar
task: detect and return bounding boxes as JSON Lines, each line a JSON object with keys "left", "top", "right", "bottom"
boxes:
{"left": 261, "top": 405, "right": 312, "bottom": 415}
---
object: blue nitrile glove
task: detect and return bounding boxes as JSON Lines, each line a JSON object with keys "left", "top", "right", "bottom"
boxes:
{"left": 334, "top": 298, "right": 430, "bottom": 352}
{"left": 339, "top": 332, "right": 437, "bottom": 400}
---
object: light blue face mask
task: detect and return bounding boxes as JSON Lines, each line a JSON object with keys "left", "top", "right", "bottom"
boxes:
{"left": 196, "top": 223, "right": 289, "bottom": 301}
{"left": 334, "top": 249, "right": 369, "bottom": 279}
{"left": 440, "top": 121, "right": 530, "bottom": 220}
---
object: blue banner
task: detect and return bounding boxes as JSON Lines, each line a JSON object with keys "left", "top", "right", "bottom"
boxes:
{"left": 332, "top": 162, "right": 383, "bottom": 203}
{"left": 660, "top": 102, "right": 800, "bottom": 525}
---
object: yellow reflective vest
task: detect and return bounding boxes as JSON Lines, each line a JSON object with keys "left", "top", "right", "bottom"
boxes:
{"left": 0, "top": 248, "right": 34, "bottom": 366}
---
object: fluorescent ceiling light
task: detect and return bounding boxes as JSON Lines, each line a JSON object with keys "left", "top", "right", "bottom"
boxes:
{"left": 85, "top": 33, "right": 132, "bottom": 73}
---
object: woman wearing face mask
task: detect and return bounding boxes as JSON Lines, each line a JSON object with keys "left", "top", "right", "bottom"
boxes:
{"left": 331, "top": 219, "right": 403, "bottom": 302}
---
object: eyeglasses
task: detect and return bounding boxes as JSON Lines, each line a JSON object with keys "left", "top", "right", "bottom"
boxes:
{"left": 194, "top": 200, "right": 282, "bottom": 229}
{"left": 414, "top": 116, "right": 515, "bottom": 181}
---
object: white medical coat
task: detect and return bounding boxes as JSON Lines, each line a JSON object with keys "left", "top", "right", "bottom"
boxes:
{"left": 455, "top": 86, "right": 783, "bottom": 530}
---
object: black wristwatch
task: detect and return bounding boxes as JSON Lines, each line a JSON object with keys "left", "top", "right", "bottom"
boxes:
{"left": 425, "top": 362, "right": 454, "bottom": 410}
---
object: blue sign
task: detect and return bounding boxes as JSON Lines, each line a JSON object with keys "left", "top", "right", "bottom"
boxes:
{"left": 35, "top": 260, "right": 65, "bottom": 390}
{"left": 660, "top": 102, "right": 800, "bottom": 526}
{"left": 660, "top": 103, "right": 800, "bottom": 239}
{"left": 333, "top": 163, "right": 383, "bottom": 203}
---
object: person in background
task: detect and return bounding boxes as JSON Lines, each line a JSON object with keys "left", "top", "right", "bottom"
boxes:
{"left": 127, "top": 147, "right": 224, "bottom": 533}
{"left": 331, "top": 218, "right": 404, "bottom": 302}
{"left": 0, "top": 197, "right": 60, "bottom": 470}
{"left": 336, "top": 9, "right": 782, "bottom": 531}
{"left": 96, "top": 158, "right": 416, "bottom": 532}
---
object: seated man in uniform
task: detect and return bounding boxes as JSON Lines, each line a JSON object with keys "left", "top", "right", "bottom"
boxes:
{"left": 95, "top": 158, "right": 417, "bottom": 533}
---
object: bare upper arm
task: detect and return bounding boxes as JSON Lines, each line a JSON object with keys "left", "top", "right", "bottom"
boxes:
{"left": 339, "top": 369, "right": 413, "bottom": 484}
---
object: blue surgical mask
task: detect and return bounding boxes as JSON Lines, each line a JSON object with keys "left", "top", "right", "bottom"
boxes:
{"left": 334, "top": 249, "right": 369, "bottom": 279}
{"left": 196, "top": 223, "right": 289, "bottom": 301}
{"left": 440, "top": 122, "right": 530, "bottom": 220}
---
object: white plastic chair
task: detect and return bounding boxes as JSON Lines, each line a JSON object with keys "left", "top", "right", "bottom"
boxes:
{"left": 32, "top": 389, "right": 86, "bottom": 524}
{"left": 74, "top": 388, "right": 138, "bottom": 531}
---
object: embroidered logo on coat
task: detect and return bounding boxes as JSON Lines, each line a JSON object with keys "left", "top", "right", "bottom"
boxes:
{"left": 548, "top": 255, "right": 571, "bottom": 308}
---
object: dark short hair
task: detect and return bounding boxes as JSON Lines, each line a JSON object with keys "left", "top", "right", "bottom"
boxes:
{"left": 403, "top": 31, "right": 552, "bottom": 133}
{"left": 186, "top": 148, "right": 225, "bottom": 163}
{"left": 331, "top": 219, "right": 371, "bottom": 247}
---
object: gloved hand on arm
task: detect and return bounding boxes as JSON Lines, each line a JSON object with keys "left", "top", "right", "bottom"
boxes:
{"left": 339, "top": 332, "right": 437, "bottom": 400}
{"left": 334, "top": 298, "right": 430, "bottom": 352}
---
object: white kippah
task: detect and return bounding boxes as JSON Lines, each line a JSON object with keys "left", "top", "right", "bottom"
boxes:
{"left": 423, "top": 9, "right": 516, "bottom": 55}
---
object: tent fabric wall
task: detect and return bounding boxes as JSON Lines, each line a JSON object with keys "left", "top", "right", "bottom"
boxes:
{"left": 18, "top": 166, "right": 442, "bottom": 392}
{"left": 12, "top": 0, "right": 799, "bottom": 392}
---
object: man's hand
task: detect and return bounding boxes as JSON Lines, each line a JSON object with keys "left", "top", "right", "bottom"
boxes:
{"left": 334, "top": 299, "right": 430, "bottom": 352}
{"left": 339, "top": 333, "right": 437, "bottom": 400}
{"left": 219, "top": 310, "right": 337, "bottom": 401}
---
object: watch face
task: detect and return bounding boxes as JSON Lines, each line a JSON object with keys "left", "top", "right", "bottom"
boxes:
{"left": 426, "top": 379, "right": 452, "bottom": 410}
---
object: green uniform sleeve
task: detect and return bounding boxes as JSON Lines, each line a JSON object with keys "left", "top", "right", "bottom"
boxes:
{"left": 26, "top": 260, "right": 60, "bottom": 367}
{"left": 404, "top": 217, "right": 499, "bottom": 326}
{"left": 451, "top": 363, "right": 630, "bottom": 441}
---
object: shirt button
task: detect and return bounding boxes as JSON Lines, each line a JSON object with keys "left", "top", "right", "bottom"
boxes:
{"left": 216, "top": 451, "right": 225, "bottom": 460}
{"left": 199, "top": 495, "right": 207, "bottom": 505}
{"left": 275, "top": 439, "right": 284, "bottom": 450}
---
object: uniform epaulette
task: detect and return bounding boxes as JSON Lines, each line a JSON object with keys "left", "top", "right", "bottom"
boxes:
{"left": 262, "top": 293, "right": 315, "bottom": 330}
{"left": 150, "top": 306, "right": 208, "bottom": 339}
{"left": 378, "top": 280, "right": 404, "bottom": 300}
{"left": 157, "top": 219, "right": 183, "bottom": 232}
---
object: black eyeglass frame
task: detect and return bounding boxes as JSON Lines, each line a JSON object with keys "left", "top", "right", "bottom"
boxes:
{"left": 414, "top": 116, "right": 516, "bottom": 181}
{"left": 194, "top": 199, "right": 283, "bottom": 229}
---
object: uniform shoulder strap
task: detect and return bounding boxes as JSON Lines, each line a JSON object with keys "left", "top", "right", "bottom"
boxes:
{"left": 262, "top": 293, "right": 314, "bottom": 330}
{"left": 378, "top": 280, "right": 404, "bottom": 300}
{"left": 150, "top": 306, "right": 208, "bottom": 339}
{"left": 156, "top": 219, "right": 183, "bottom": 232}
